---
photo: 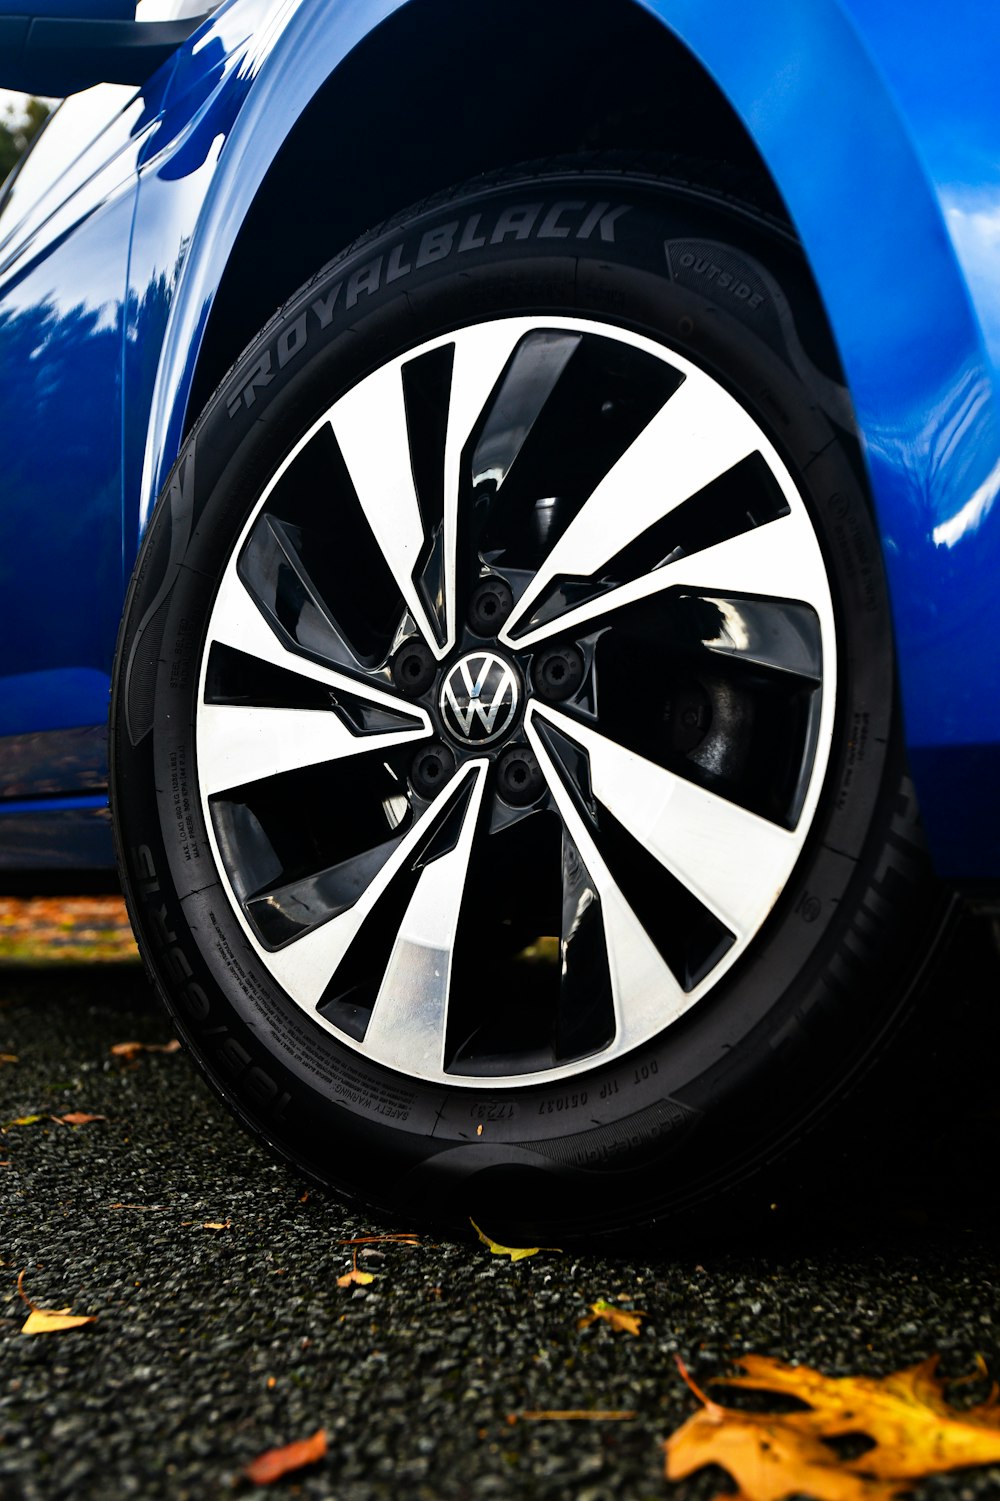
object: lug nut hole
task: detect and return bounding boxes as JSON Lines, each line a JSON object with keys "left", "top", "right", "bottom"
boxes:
{"left": 532, "top": 645, "right": 584, "bottom": 702}
{"left": 468, "top": 578, "right": 514, "bottom": 636}
{"left": 497, "top": 746, "right": 544, "bottom": 807}
{"left": 392, "top": 638, "right": 435, "bottom": 697}
{"left": 410, "top": 742, "right": 456, "bottom": 799}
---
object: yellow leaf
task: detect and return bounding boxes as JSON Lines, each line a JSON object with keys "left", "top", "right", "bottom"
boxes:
{"left": 720, "top": 1354, "right": 1000, "bottom": 1479}
{"left": 663, "top": 1353, "right": 1000, "bottom": 1501}
{"left": 337, "top": 1247, "right": 375, "bottom": 1286}
{"left": 578, "top": 1298, "right": 646, "bottom": 1336}
{"left": 337, "top": 1267, "right": 375, "bottom": 1287}
{"left": 5, "top": 1114, "right": 44, "bottom": 1126}
{"left": 0, "top": 1054, "right": 17, "bottom": 1064}
{"left": 21, "top": 1310, "right": 97, "bottom": 1335}
{"left": 470, "top": 1218, "right": 559, "bottom": 1261}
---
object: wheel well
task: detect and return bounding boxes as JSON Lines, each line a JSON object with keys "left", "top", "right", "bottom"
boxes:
{"left": 187, "top": 0, "right": 786, "bottom": 422}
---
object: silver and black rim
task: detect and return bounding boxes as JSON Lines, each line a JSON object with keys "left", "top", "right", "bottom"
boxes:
{"left": 196, "top": 316, "right": 836, "bottom": 1086}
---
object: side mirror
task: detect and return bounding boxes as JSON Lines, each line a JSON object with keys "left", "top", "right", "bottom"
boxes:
{"left": 0, "top": 1, "right": 207, "bottom": 94}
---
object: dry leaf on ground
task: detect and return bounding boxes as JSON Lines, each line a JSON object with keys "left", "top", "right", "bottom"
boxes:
{"left": 665, "top": 1353, "right": 1000, "bottom": 1500}
{"left": 110, "top": 1039, "right": 181, "bottom": 1061}
{"left": 4, "top": 1114, "right": 44, "bottom": 1127}
{"left": 22, "top": 1309, "right": 99, "bottom": 1335}
{"left": 578, "top": 1298, "right": 646, "bottom": 1336}
{"left": 337, "top": 1249, "right": 375, "bottom": 1287}
{"left": 244, "top": 1428, "right": 327, "bottom": 1484}
{"left": 51, "top": 1112, "right": 108, "bottom": 1126}
{"left": 470, "top": 1218, "right": 560, "bottom": 1262}
{"left": 337, "top": 1234, "right": 420, "bottom": 1245}
{"left": 0, "top": 1053, "right": 17, "bottom": 1064}
{"left": 16, "top": 1269, "right": 97, "bottom": 1337}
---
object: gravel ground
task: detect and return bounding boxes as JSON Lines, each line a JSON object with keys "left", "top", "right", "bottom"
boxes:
{"left": 1, "top": 917, "right": 999, "bottom": 1500}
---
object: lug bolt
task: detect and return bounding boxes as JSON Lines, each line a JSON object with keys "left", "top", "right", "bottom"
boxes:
{"left": 392, "top": 638, "right": 435, "bottom": 697}
{"left": 468, "top": 577, "right": 514, "bottom": 636}
{"left": 496, "top": 746, "right": 544, "bottom": 807}
{"left": 410, "top": 742, "right": 455, "bottom": 799}
{"left": 531, "top": 645, "right": 585, "bottom": 702}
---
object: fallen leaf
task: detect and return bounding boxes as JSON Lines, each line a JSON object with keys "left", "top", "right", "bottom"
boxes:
{"left": 51, "top": 1112, "right": 108, "bottom": 1126}
{"left": 336, "top": 1234, "right": 420, "bottom": 1245}
{"left": 470, "top": 1218, "right": 560, "bottom": 1262}
{"left": 202, "top": 1221, "right": 231, "bottom": 1231}
{"left": 4, "top": 1114, "right": 44, "bottom": 1127}
{"left": 110, "top": 1039, "right": 181, "bottom": 1061}
{"left": 510, "top": 1409, "right": 637, "bottom": 1423}
{"left": 22, "top": 1309, "right": 98, "bottom": 1335}
{"left": 664, "top": 1353, "right": 1000, "bottom": 1501}
{"left": 578, "top": 1298, "right": 646, "bottom": 1336}
{"left": 720, "top": 1353, "right": 1000, "bottom": 1479}
{"left": 0, "top": 1053, "right": 17, "bottom": 1064}
{"left": 337, "top": 1248, "right": 375, "bottom": 1287}
{"left": 16, "top": 1269, "right": 96, "bottom": 1337}
{"left": 244, "top": 1428, "right": 327, "bottom": 1484}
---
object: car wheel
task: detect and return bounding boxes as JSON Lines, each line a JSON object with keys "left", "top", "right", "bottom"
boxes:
{"left": 111, "top": 163, "right": 941, "bottom": 1236}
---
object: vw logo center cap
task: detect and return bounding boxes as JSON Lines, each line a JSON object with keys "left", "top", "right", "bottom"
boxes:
{"left": 440, "top": 652, "right": 520, "bottom": 745}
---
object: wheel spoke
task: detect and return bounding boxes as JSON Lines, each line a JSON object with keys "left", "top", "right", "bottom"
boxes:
{"left": 260, "top": 762, "right": 484, "bottom": 1008}
{"left": 511, "top": 504, "right": 825, "bottom": 648}
{"left": 198, "top": 701, "right": 424, "bottom": 796}
{"left": 207, "top": 569, "right": 429, "bottom": 717}
{"left": 531, "top": 704, "right": 798, "bottom": 942}
{"left": 441, "top": 322, "right": 573, "bottom": 649}
{"left": 504, "top": 371, "right": 761, "bottom": 642}
{"left": 362, "top": 763, "right": 489, "bottom": 1075}
{"left": 526, "top": 715, "right": 690, "bottom": 1049}
{"left": 329, "top": 368, "right": 443, "bottom": 654}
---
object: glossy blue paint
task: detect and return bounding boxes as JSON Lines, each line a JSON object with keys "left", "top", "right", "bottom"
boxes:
{"left": 637, "top": 0, "right": 1000, "bottom": 876}
{"left": 1, "top": 0, "right": 999, "bottom": 875}
{"left": 0, "top": 794, "right": 114, "bottom": 869}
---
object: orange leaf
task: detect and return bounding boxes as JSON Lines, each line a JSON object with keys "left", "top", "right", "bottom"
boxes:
{"left": 244, "top": 1428, "right": 327, "bottom": 1484}
{"left": 52, "top": 1112, "right": 107, "bottom": 1126}
{"left": 664, "top": 1353, "right": 1000, "bottom": 1501}
{"left": 578, "top": 1298, "right": 646, "bottom": 1336}
{"left": 0, "top": 1053, "right": 17, "bottom": 1064}
{"left": 336, "top": 1234, "right": 420, "bottom": 1245}
{"left": 110, "top": 1039, "right": 181, "bottom": 1061}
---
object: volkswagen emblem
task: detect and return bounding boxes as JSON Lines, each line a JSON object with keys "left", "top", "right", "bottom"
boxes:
{"left": 440, "top": 652, "right": 520, "bottom": 745}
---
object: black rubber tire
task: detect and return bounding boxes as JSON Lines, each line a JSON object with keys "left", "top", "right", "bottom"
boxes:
{"left": 110, "top": 162, "right": 942, "bottom": 1238}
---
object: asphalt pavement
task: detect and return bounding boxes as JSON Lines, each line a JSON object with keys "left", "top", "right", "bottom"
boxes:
{"left": 2, "top": 916, "right": 1000, "bottom": 1500}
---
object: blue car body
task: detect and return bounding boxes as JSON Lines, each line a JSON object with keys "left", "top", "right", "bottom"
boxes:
{"left": 1, "top": 0, "right": 999, "bottom": 880}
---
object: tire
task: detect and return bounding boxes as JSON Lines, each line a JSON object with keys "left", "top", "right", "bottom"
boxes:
{"left": 111, "top": 161, "right": 942, "bottom": 1238}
